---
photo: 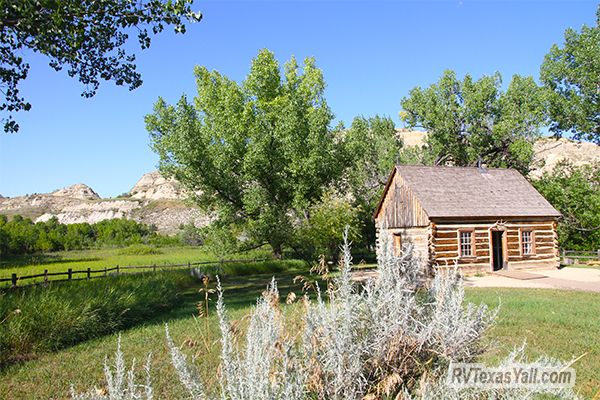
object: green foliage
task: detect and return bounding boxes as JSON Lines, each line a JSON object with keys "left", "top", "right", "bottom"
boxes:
{"left": 198, "top": 223, "right": 240, "bottom": 260}
{"left": 540, "top": 5, "right": 600, "bottom": 144}
{"left": 343, "top": 116, "right": 402, "bottom": 206}
{"left": 217, "top": 259, "right": 303, "bottom": 276}
{"left": 0, "top": 215, "right": 181, "bottom": 256}
{"left": 147, "top": 49, "right": 343, "bottom": 257}
{"left": 532, "top": 162, "right": 600, "bottom": 250}
{"left": 340, "top": 116, "right": 402, "bottom": 249}
{"left": 396, "top": 144, "right": 437, "bottom": 166}
{"left": 178, "top": 222, "right": 203, "bottom": 246}
{"left": 400, "top": 71, "right": 545, "bottom": 174}
{"left": 0, "top": 0, "right": 201, "bottom": 133}
{"left": 117, "top": 244, "right": 163, "bottom": 256}
{"left": 294, "top": 192, "right": 362, "bottom": 260}
{"left": 0, "top": 271, "right": 193, "bottom": 366}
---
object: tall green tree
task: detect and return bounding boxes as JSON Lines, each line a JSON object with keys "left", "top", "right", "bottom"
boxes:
{"left": 540, "top": 5, "right": 600, "bottom": 144}
{"left": 147, "top": 49, "right": 342, "bottom": 257}
{"left": 342, "top": 116, "right": 402, "bottom": 247}
{"left": 400, "top": 71, "right": 546, "bottom": 174}
{"left": 532, "top": 162, "right": 600, "bottom": 250}
{"left": 0, "top": 0, "right": 201, "bottom": 133}
{"left": 343, "top": 116, "right": 402, "bottom": 206}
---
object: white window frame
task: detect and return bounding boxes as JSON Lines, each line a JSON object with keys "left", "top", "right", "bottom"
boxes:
{"left": 459, "top": 229, "right": 475, "bottom": 258}
{"left": 521, "top": 229, "right": 535, "bottom": 256}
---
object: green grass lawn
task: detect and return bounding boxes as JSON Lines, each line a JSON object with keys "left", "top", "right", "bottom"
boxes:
{"left": 1, "top": 274, "right": 598, "bottom": 399}
{"left": 0, "top": 246, "right": 274, "bottom": 284}
{"left": 466, "top": 288, "right": 600, "bottom": 399}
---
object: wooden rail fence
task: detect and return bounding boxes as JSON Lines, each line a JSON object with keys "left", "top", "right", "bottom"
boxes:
{"left": 0, "top": 258, "right": 271, "bottom": 289}
{"left": 560, "top": 250, "right": 600, "bottom": 265}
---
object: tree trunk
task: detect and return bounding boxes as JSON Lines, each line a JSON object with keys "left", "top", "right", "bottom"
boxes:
{"left": 272, "top": 243, "right": 283, "bottom": 259}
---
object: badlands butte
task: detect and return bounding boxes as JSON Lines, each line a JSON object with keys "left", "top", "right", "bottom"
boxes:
{"left": 0, "top": 172, "right": 209, "bottom": 234}
{"left": 1, "top": 132, "right": 598, "bottom": 234}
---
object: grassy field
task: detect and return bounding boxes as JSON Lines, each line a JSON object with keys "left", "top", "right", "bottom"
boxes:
{"left": 0, "top": 246, "right": 276, "bottom": 284}
{"left": 0, "top": 271, "right": 195, "bottom": 367}
{"left": 1, "top": 271, "right": 598, "bottom": 399}
{"left": 468, "top": 288, "right": 600, "bottom": 398}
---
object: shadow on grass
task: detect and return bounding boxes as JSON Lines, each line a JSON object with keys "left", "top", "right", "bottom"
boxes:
{"left": 140, "top": 268, "right": 322, "bottom": 325}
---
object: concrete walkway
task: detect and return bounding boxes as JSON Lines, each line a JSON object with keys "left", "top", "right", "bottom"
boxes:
{"left": 464, "top": 267, "right": 600, "bottom": 292}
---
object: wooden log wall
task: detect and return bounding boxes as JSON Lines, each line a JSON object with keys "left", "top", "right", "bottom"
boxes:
{"left": 431, "top": 219, "right": 559, "bottom": 271}
{"left": 375, "top": 171, "right": 430, "bottom": 228}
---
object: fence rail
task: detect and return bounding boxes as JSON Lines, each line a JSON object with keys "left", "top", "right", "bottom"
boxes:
{"left": 0, "top": 258, "right": 271, "bottom": 289}
{"left": 560, "top": 250, "right": 600, "bottom": 265}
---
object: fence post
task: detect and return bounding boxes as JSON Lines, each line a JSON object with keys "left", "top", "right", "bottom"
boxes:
{"left": 44, "top": 269, "right": 48, "bottom": 285}
{"left": 597, "top": 249, "right": 600, "bottom": 261}
{"left": 11, "top": 273, "right": 17, "bottom": 288}
{"left": 104, "top": 267, "right": 107, "bottom": 276}
{"left": 116, "top": 264, "right": 119, "bottom": 275}
{"left": 188, "top": 261, "right": 191, "bottom": 270}
{"left": 153, "top": 263, "right": 156, "bottom": 273}
{"left": 87, "top": 268, "right": 91, "bottom": 280}
{"left": 68, "top": 268, "right": 72, "bottom": 281}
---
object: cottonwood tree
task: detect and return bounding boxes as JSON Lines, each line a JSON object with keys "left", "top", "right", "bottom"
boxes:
{"left": 343, "top": 116, "right": 402, "bottom": 206}
{"left": 342, "top": 115, "right": 402, "bottom": 246}
{"left": 147, "top": 49, "right": 342, "bottom": 257}
{"left": 0, "top": 0, "right": 201, "bottom": 133}
{"left": 400, "top": 71, "right": 546, "bottom": 174}
{"left": 541, "top": 4, "right": 600, "bottom": 144}
{"left": 533, "top": 162, "right": 600, "bottom": 250}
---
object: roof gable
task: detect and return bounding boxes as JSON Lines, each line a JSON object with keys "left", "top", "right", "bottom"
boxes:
{"left": 388, "top": 165, "right": 561, "bottom": 219}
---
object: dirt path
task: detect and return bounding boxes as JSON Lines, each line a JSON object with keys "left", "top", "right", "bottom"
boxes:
{"left": 352, "top": 267, "right": 600, "bottom": 292}
{"left": 464, "top": 267, "right": 600, "bottom": 292}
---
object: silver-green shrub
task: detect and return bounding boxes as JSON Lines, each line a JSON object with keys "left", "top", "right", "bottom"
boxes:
{"left": 71, "top": 335, "right": 153, "bottom": 400}
{"left": 74, "top": 230, "right": 577, "bottom": 399}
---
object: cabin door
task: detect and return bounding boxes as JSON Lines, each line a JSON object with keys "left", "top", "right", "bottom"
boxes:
{"left": 491, "top": 231, "right": 504, "bottom": 271}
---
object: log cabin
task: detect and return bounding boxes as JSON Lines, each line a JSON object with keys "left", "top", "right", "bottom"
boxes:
{"left": 374, "top": 165, "right": 561, "bottom": 274}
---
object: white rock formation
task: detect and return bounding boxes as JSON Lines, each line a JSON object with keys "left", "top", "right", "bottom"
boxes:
{"left": 0, "top": 173, "right": 206, "bottom": 234}
{"left": 530, "top": 138, "right": 600, "bottom": 178}
{"left": 51, "top": 184, "right": 101, "bottom": 200}
{"left": 128, "top": 171, "right": 185, "bottom": 200}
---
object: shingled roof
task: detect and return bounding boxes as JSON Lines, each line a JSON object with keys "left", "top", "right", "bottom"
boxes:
{"left": 384, "top": 165, "right": 561, "bottom": 218}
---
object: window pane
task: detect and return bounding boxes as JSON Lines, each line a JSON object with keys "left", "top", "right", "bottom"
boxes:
{"left": 460, "top": 231, "right": 472, "bottom": 257}
{"left": 522, "top": 231, "right": 532, "bottom": 255}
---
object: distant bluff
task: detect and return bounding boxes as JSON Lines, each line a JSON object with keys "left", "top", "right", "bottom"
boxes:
{"left": 0, "top": 171, "right": 209, "bottom": 234}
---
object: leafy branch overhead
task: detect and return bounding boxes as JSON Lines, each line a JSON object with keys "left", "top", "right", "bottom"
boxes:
{"left": 0, "top": 0, "right": 201, "bottom": 133}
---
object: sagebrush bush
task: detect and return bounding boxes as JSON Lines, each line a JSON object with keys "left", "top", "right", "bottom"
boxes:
{"left": 74, "top": 231, "right": 577, "bottom": 399}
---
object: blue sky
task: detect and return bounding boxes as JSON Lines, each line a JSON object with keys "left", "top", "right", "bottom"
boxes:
{"left": 0, "top": 0, "right": 597, "bottom": 198}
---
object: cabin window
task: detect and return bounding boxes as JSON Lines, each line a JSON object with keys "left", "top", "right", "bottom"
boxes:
{"left": 521, "top": 230, "right": 535, "bottom": 255}
{"left": 393, "top": 233, "right": 402, "bottom": 256}
{"left": 459, "top": 230, "right": 474, "bottom": 257}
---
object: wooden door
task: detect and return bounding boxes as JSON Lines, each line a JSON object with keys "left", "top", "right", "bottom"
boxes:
{"left": 491, "top": 231, "right": 504, "bottom": 271}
